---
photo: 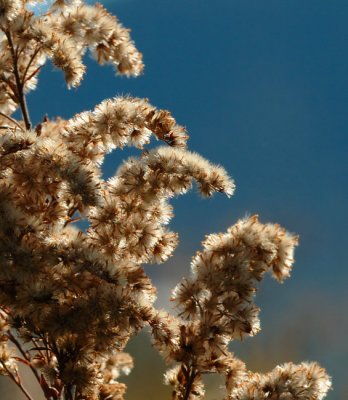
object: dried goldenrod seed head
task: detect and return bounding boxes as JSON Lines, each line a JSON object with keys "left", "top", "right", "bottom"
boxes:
{"left": 0, "top": 0, "right": 21, "bottom": 24}
{"left": 0, "top": 1, "right": 331, "bottom": 400}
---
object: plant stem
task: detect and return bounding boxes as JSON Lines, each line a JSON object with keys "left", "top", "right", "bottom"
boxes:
{"left": 183, "top": 367, "right": 196, "bottom": 400}
{"left": 8, "top": 331, "right": 42, "bottom": 385}
{"left": 64, "top": 384, "right": 75, "bottom": 400}
{"left": 5, "top": 30, "right": 32, "bottom": 130}
{"left": 0, "top": 359, "right": 34, "bottom": 400}
{"left": 22, "top": 45, "right": 42, "bottom": 84}
{"left": 0, "top": 111, "right": 23, "bottom": 130}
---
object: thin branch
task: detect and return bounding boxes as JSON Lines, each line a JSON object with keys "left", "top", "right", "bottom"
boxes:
{"left": 7, "top": 331, "right": 41, "bottom": 384}
{"left": 38, "top": 333, "right": 51, "bottom": 363}
{"left": 0, "top": 359, "right": 34, "bottom": 400}
{"left": 2, "top": 78, "right": 18, "bottom": 98}
{"left": 183, "top": 367, "right": 197, "bottom": 400}
{"left": 64, "top": 384, "right": 75, "bottom": 400}
{"left": 64, "top": 216, "right": 81, "bottom": 228}
{"left": 193, "top": 296, "right": 204, "bottom": 317}
{"left": 17, "top": 43, "right": 29, "bottom": 61}
{"left": 64, "top": 206, "right": 80, "bottom": 227}
{"left": 74, "top": 386, "right": 78, "bottom": 400}
{"left": 8, "top": 331, "right": 55, "bottom": 400}
{"left": 25, "top": 65, "right": 42, "bottom": 85}
{"left": 0, "top": 111, "right": 24, "bottom": 131}
{"left": 5, "top": 30, "right": 32, "bottom": 130}
{"left": 22, "top": 45, "right": 42, "bottom": 84}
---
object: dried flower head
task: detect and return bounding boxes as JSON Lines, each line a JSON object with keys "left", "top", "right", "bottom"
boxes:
{"left": 0, "top": 1, "right": 331, "bottom": 400}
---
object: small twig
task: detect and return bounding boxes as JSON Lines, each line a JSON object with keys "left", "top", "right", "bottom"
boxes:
{"left": 0, "top": 359, "right": 34, "bottom": 400}
{"left": 193, "top": 296, "right": 204, "bottom": 317}
{"left": 64, "top": 206, "right": 79, "bottom": 227}
{"left": 38, "top": 333, "right": 51, "bottom": 363}
{"left": 31, "top": 337, "right": 47, "bottom": 361}
{"left": 64, "top": 384, "right": 75, "bottom": 400}
{"left": 64, "top": 216, "right": 81, "bottom": 227}
{"left": 0, "top": 111, "right": 24, "bottom": 131}
{"left": 74, "top": 386, "right": 78, "bottom": 400}
{"left": 25, "top": 65, "right": 42, "bottom": 84}
{"left": 4, "top": 85, "right": 19, "bottom": 103}
{"left": 5, "top": 30, "right": 32, "bottom": 130}
{"left": 7, "top": 332, "right": 42, "bottom": 384}
{"left": 15, "top": 43, "right": 25, "bottom": 60}
{"left": 22, "top": 45, "right": 42, "bottom": 84}
{"left": 182, "top": 366, "right": 197, "bottom": 400}
{"left": 68, "top": 206, "right": 79, "bottom": 218}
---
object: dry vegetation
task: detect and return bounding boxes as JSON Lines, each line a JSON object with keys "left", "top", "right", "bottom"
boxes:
{"left": 0, "top": 1, "right": 331, "bottom": 399}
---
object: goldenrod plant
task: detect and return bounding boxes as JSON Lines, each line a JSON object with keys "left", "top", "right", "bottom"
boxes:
{"left": 0, "top": 1, "right": 331, "bottom": 399}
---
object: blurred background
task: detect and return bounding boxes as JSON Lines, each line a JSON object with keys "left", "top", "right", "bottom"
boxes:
{"left": 1, "top": 0, "right": 347, "bottom": 398}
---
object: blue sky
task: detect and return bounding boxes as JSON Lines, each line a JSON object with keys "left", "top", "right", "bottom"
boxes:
{"left": 25, "top": 1, "right": 348, "bottom": 398}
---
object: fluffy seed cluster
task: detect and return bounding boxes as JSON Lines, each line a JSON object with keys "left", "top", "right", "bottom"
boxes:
{"left": 154, "top": 216, "right": 331, "bottom": 399}
{"left": 0, "top": 0, "right": 143, "bottom": 115}
{"left": 229, "top": 362, "right": 332, "bottom": 400}
{"left": 0, "top": 1, "right": 332, "bottom": 400}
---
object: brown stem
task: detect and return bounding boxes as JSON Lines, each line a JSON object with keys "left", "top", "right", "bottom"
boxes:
{"left": 65, "top": 384, "right": 75, "bottom": 400}
{"left": 22, "top": 45, "right": 42, "bottom": 84}
{"left": 8, "top": 331, "right": 43, "bottom": 387}
{"left": 0, "top": 111, "right": 24, "bottom": 131}
{"left": 38, "top": 333, "right": 51, "bottom": 363}
{"left": 3, "top": 320, "right": 52, "bottom": 400}
{"left": 25, "top": 65, "right": 42, "bottom": 84}
{"left": 193, "top": 296, "right": 204, "bottom": 317}
{"left": 0, "top": 359, "right": 34, "bottom": 400}
{"left": 64, "top": 216, "right": 81, "bottom": 227}
{"left": 64, "top": 206, "right": 79, "bottom": 227}
{"left": 183, "top": 367, "right": 196, "bottom": 400}
{"left": 5, "top": 30, "right": 32, "bottom": 130}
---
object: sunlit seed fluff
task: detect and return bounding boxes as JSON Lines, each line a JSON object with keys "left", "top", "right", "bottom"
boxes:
{"left": 0, "top": 0, "right": 21, "bottom": 24}
{"left": 0, "top": 2, "right": 331, "bottom": 400}
{"left": 51, "top": 38, "right": 86, "bottom": 87}
{"left": 229, "top": 362, "right": 332, "bottom": 400}
{"left": 114, "top": 147, "right": 234, "bottom": 200}
{"left": 63, "top": 96, "right": 189, "bottom": 164}
{"left": 101, "top": 352, "right": 134, "bottom": 384}
{"left": 50, "top": 2, "right": 144, "bottom": 76}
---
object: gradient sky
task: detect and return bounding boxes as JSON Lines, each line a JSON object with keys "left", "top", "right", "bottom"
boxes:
{"left": 22, "top": 1, "right": 348, "bottom": 398}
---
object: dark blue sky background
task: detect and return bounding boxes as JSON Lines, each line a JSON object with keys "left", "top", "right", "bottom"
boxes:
{"left": 25, "top": 1, "right": 348, "bottom": 398}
